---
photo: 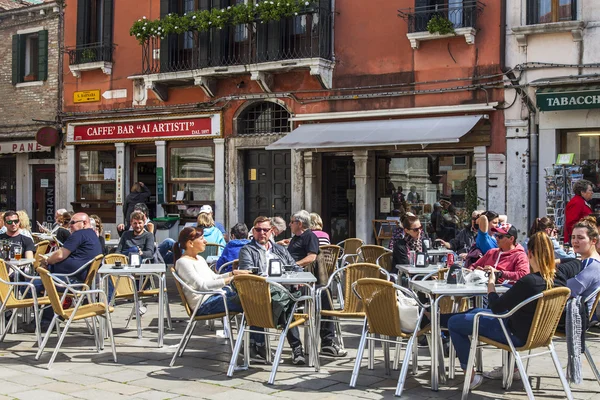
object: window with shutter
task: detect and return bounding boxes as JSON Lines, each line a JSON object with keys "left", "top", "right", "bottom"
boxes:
{"left": 74, "top": 0, "right": 114, "bottom": 63}
{"left": 527, "top": 0, "right": 577, "bottom": 25}
{"left": 11, "top": 30, "right": 48, "bottom": 85}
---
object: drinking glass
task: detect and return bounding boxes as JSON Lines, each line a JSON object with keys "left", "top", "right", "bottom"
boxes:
{"left": 13, "top": 245, "right": 22, "bottom": 261}
{"left": 105, "top": 231, "right": 111, "bottom": 241}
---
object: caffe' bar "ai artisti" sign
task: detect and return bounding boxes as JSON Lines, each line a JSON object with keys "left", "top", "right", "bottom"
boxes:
{"left": 73, "top": 117, "right": 214, "bottom": 142}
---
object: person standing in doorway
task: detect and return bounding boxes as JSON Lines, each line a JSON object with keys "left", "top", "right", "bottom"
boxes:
{"left": 564, "top": 179, "right": 594, "bottom": 244}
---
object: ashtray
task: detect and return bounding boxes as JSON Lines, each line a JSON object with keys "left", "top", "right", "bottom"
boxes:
{"left": 112, "top": 263, "right": 124, "bottom": 269}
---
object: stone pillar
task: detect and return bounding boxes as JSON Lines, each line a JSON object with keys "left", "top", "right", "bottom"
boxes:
{"left": 155, "top": 141, "right": 166, "bottom": 218}
{"left": 304, "top": 151, "right": 317, "bottom": 212}
{"left": 353, "top": 150, "right": 370, "bottom": 242}
{"left": 473, "top": 146, "right": 487, "bottom": 209}
{"left": 291, "top": 150, "right": 304, "bottom": 214}
{"left": 488, "top": 153, "right": 507, "bottom": 215}
{"left": 15, "top": 154, "right": 29, "bottom": 212}
{"left": 214, "top": 138, "right": 226, "bottom": 226}
{"left": 506, "top": 119, "right": 529, "bottom": 240}
{"left": 115, "top": 143, "right": 126, "bottom": 226}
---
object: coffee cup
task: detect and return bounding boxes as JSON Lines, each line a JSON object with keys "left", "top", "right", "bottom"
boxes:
{"left": 114, "top": 260, "right": 122, "bottom": 268}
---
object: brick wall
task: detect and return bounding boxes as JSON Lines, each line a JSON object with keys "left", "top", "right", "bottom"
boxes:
{"left": 0, "top": 8, "right": 60, "bottom": 137}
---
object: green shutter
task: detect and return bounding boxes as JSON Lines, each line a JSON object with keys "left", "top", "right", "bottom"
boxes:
{"left": 198, "top": 0, "right": 211, "bottom": 67}
{"left": 102, "top": 0, "right": 114, "bottom": 61}
{"left": 12, "top": 34, "right": 21, "bottom": 85}
{"left": 38, "top": 30, "right": 48, "bottom": 81}
{"left": 211, "top": 0, "right": 230, "bottom": 66}
{"left": 160, "top": 0, "right": 178, "bottom": 72}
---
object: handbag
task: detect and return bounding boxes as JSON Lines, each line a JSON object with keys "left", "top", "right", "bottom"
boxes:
{"left": 397, "top": 290, "right": 419, "bottom": 333}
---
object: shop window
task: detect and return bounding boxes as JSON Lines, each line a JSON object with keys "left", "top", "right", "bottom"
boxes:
{"left": 76, "top": 147, "right": 116, "bottom": 201}
{"left": 527, "top": 0, "right": 576, "bottom": 25}
{"left": 377, "top": 154, "right": 474, "bottom": 238}
{"left": 168, "top": 142, "right": 215, "bottom": 201}
{"left": 11, "top": 30, "right": 48, "bottom": 85}
{"left": 238, "top": 101, "right": 291, "bottom": 135}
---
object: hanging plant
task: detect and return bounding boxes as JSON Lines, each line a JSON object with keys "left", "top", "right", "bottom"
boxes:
{"left": 464, "top": 175, "right": 478, "bottom": 217}
{"left": 426, "top": 15, "right": 455, "bottom": 35}
{"left": 130, "top": 0, "right": 316, "bottom": 44}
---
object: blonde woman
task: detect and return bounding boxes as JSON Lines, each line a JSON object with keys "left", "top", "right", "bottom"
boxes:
{"left": 16, "top": 210, "right": 33, "bottom": 239}
{"left": 309, "top": 212, "right": 330, "bottom": 246}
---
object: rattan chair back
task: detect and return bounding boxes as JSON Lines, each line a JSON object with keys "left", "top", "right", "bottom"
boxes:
{"left": 342, "top": 263, "right": 387, "bottom": 313}
{"left": 234, "top": 274, "right": 276, "bottom": 329}
{"left": 521, "top": 287, "right": 571, "bottom": 350}
{"left": 37, "top": 267, "right": 67, "bottom": 319}
{"left": 354, "top": 278, "right": 403, "bottom": 337}
{"left": 319, "top": 245, "right": 341, "bottom": 278}
{"left": 199, "top": 243, "right": 224, "bottom": 259}
{"left": 376, "top": 252, "right": 394, "bottom": 273}
{"left": 34, "top": 241, "right": 50, "bottom": 269}
{"left": 588, "top": 288, "right": 600, "bottom": 323}
{"left": 83, "top": 254, "right": 104, "bottom": 289}
{"left": 0, "top": 260, "right": 16, "bottom": 305}
{"left": 104, "top": 254, "right": 134, "bottom": 295}
{"left": 357, "top": 245, "right": 388, "bottom": 264}
{"left": 170, "top": 267, "right": 194, "bottom": 317}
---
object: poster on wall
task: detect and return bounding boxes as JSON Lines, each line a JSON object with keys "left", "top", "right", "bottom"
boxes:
{"left": 156, "top": 167, "right": 164, "bottom": 204}
{"left": 115, "top": 166, "right": 123, "bottom": 205}
{"left": 380, "top": 198, "right": 391, "bottom": 213}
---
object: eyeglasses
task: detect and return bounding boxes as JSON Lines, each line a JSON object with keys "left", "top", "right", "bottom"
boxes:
{"left": 406, "top": 226, "right": 423, "bottom": 232}
{"left": 5, "top": 220, "right": 19, "bottom": 225}
{"left": 254, "top": 227, "right": 271, "bottom": 233}
{"left": 69, "top": 220, "right": 84, "bottom": 225}
{"left": 289, "top": 220, "right": 299, "bottom": 224}
{"left": 494, "top": 233, "right": 508, "bottom": 239}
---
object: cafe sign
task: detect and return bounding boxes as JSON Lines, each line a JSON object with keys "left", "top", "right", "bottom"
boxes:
{"left": 537, "top": 85, "right": 600, "bottom": 111}
{"left": 0, "top": 140, "right": 50, "bottom": 154}
{"left": 72, "top": 117, "right": 214, "bottom": 143}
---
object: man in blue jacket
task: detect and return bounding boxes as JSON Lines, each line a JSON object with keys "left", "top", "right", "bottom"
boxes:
{"left": 216, "top": 223, "right": 250, "bottom": 272}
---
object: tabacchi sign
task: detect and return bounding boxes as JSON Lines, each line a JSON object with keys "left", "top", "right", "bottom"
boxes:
{"left": 73, "top": 117, "right": 214, "bottom": 142}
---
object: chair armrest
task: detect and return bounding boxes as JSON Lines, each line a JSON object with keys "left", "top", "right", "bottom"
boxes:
{"left": 472, "top": 292, "right": 544, "bottom": 322}
{"left": 51, "top": 257, "right": 96, "bottom": 279}
{"left": 584, "top": 286, "right": 600, "bottom": 304}
{"left": 7, "top": 265, "right": 40, "bottom": 281}
{"left": 351, "top": 281, "right": 429, "bottom": 310}
{"left": 266, "top": 279, "right": 313, "bottom": 304}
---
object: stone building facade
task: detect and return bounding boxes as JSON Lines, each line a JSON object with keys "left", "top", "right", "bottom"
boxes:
{"left": 0, "top": 0, "right": 64, "bottom": 225}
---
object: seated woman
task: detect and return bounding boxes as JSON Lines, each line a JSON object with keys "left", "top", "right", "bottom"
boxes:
{"left": 522, "top": 217, "right": 575, "bottom": 259}
{"left": 174, "top": 227, "right": 250, "bottom": 315}
{"left": 567, "top": 217, "right": 600, "bottom": 313}
{"left": 446, "top": 232, "right": 566, "bottom": 390}
{"left": 392, "top": 214, "right": 429, "bottom": 266}
{"left": 474, "top": 211, "right": 500, "bottom": 256}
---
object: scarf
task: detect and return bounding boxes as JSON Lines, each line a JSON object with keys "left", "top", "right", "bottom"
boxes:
{"left": 566, "top": 297, "right": 583, "bottom": 384}
{"left": 405, "top": 229, "right": 423, "bottom": 253}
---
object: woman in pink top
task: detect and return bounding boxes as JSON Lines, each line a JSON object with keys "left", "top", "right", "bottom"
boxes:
{"left": 310, "top": 213, "right": 330, "bottom": 246}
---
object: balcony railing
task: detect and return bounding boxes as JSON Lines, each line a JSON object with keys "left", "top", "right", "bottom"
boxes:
{"left": 141, "top": 8, "right": 332, "bottom": 75}
{"left": 66, "top": 42, "right": 116, "bottom": 65}
{"left": 398, "top": 1, "right": 485, "bottom": 33}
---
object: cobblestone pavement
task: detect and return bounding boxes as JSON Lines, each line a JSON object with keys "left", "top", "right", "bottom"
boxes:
{"left": 0, "top": 299, "right": 599, "bottom": 400}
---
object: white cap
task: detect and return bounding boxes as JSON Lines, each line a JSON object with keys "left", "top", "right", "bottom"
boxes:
{"left": 199, "top": 205, "right": 213, "bottom": 214}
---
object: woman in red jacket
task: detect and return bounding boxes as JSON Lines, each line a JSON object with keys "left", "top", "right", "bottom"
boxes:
{"left": 564, "top": 179, "right": 594, "bottom": 244}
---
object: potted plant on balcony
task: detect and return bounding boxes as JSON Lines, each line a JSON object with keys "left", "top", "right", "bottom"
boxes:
{"left": 426, "top": 14, "right": 455, "bottom": 35}
{"left": 80, "top": 48, "right": 97, "bottom": 63}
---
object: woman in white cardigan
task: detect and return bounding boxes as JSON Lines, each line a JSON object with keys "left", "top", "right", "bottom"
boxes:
{"left": 174, "top": 227, "right": 250, "bottom": 315}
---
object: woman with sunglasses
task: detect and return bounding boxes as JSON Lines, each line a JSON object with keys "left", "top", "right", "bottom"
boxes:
{"left": 174, "top": 227, "right": 250, "bottom": 316}
{"left": 522, "top": 217, "right": 575, "bottom": 259}
{"left": 392, "top": 214, "right": 429, "bottom": 267}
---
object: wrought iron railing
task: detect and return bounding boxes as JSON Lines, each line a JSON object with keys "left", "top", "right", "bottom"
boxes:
{"left": 398, "top": 1, "right": 485, "bottom": 33}
{"left": 66, "top": 43, "right": 116, "bottom": 65}
{"left": 141, "top": 8, "right": 332, "bottom": 75}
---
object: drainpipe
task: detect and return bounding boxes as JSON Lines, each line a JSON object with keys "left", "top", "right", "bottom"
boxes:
{"left": 528, "top": 112, "right": 538, "bottom": 227}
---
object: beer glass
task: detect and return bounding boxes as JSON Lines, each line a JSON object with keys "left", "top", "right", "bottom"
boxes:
{"left": 105, "top": 230, "right": 111, "bottom": 241}
{"left": 14, "top": 245, "right": 22, "bottom": 261}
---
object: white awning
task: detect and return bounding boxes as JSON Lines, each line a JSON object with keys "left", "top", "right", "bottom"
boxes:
{"left": 266, "top": 115, "right": 485, "bottom": 150}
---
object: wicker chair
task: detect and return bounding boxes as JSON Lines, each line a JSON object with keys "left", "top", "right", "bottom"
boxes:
{"left": 103, "top": 254, "right": 172, "bottom": 335}
{"left": 0, "top": 260, "right": 50, "bottom": 346}
{"left": 315, "top": 262, "right": 390, "bottom": 369}
{"left": 461, "top": 287, "right": 572, "bottom": 400}
{"left": 170, "top": 268, "right": 239, "bottom": 367}
{"left": 199, "top": 243, "right": 225, "bottom": 261}
{"left": 35, "top": 267, "right": 117, "bottom": 369}
{"left": 337, "top": 238, "right": 364, "bottom": 266}
{"left": 227, "top": 274, "right": 316, "bottom": 384}
{"left": 376, "top": 252, "right": 394, "bottom": 273}
{"left": 33, "top": 240, "right": 50, "bottom": 271}
{"left": 350, "top": 278, "right": 430, "bottom": 397}
{"left": 357, "top": 245, "right": 389, "bottom": 264}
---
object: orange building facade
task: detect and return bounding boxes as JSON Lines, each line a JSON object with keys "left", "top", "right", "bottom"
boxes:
{"left": 62, "top": 0, "right": 505, "bottom": 242}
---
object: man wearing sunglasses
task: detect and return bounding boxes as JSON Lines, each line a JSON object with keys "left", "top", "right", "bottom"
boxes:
{"left": 0, "top": 211, "right": 35, "bottom": 260}
{"left": 468, "top": 224, "right": 529, "bottom": 284}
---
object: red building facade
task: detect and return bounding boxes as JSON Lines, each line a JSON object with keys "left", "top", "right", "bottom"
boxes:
{"left": 62, "top": 0, "right": 505, "bottom": 242}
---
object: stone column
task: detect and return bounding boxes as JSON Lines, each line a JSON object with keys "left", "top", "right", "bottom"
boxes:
{"left": 214, "top": 138, "right": 226, "bottom": 226}
{"left": 66, "top": 145, "right": 76, "bottom": 209}
{"left": 291, "top": 150, "right": 304, "bottom": 213}
{"left": 15, "top": 154, "right": 29, "bottom": 212}
{"left": 353, "top": 150, "right": 370, "bottom": 242}
{"left": 506, "top": 119, "right": 529, "bottom": 239}
{"left": 155, "top": 141, "right": 166, "bottom": 218}
{"left": 473, "top": 146, "right": 487, "bottom": 210}
{"left": 115, "top": 143, "right": 126, "bottom": 226}
{"left": 304, "top": 151, "right": 316, "bottom": 212}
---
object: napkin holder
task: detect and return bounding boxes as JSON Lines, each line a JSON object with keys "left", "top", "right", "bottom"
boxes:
{"left": 268, "top": 259, "right": 282, "bottom": 277}
{"left": 447, "top": 263, "right": 465, "bottom": 284}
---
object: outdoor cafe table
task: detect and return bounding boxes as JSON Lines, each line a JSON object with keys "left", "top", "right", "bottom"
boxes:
{"left": 98, "top": 263, "right": 170, "bottom": 347}
{"left": 267, "top": 271, "right": 318, "bottom": 367}
{"left": 396, "top": 264, "right": 442, "bottom": 281}
{"left": 409, "top": 280, "right": 510, "bottom": 391}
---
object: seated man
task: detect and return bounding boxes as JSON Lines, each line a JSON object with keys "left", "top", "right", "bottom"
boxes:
{"left": 116, "top": 211, "right": 154, "bottom": 261}
{"left": 238, "top": 216, "right": 306, "bottom": 365}
{"left": 117, "top": 203, "right": 155, "bottom": 237}
{"left": 216, "top": 223, "right": 250, "bottom": 273}
{"left": 469, "top": 225, "right": 529, "bottom": 284}
{"left": 0, "top": 211, "right": 35, "bottom": 259}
